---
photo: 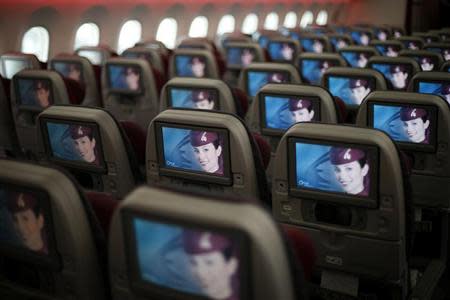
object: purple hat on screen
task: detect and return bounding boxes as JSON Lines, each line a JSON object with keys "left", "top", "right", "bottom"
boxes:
{"left": 183, "top": 231, "right": 231, "bottom": 254}
{"left": 349, "top": 78, "right": 368, "bottom": 89}
{"left": 190, "top": 130, "right": 218, "bottom": 147}
{"left": 7, "top": 193, "right": 38, "bottom": 213}
{"left": 330, "top": 147, "right": 366, "bottom": 165}
{"left": 289, "top": 98, "right": 312, "bottom": 111}
{"left": 390, "top": 64, "right": 407, "bottom": 74}
{"left": 69, "top": 125, "right": 93, "bottom": 139}
{"left": 400, "top": 107, "right": 427, "bottom": 121}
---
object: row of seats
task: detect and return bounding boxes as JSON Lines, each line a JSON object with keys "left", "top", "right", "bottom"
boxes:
{"left": 0, "top": 23, "right": 449, "bottom": 300}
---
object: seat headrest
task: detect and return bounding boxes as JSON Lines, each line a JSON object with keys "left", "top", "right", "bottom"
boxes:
{"left": 407, "top": 71, "right": 450, "bottom": 104}
{"left": 37, "top": 105, "right": 139, "bottom": 199}
{"left": 76, "top": 46, "right": 114, "bottom": 65}
{"left": 399, "top": 49, "right": 445, "bottom": 72}
{"left": 322, "top": 66, "right": 387, "bottom": 107}
{"left": 0, "top": 159, "right": 107, "bottom": 299}
{"left": 146, "top": 109, "right": 266, "bottom": 201}
{"left": 0, "top": 52, "right": 42, "bottom": 79}
{"left": 122, "top": 46, "right": 166, "bottom": 75}
{"left": 159, "top": 77, "right": 237, "bottom": 114}
{"left": 367, "top": 56, "right": 421, "bottom": 90}
{"left": 48, "top": 54, "right": 101, "bottom": 107}
{"left": 423, "top": 42, "right": 450, "bottom": 61}
{"left": 109, "top": 185, "right": 299, "bottom": 300}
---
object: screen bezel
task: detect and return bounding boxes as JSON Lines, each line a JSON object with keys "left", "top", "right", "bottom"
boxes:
{"left": 122, "top": 208, "right": 250, "bottom": 300}
{"left": 288, "top": 137, "right": 379, "bottom": 208}
{"left": 166, "top": 86, "right": 220, "bottom": 111}
{"left": 51, "top": 60, "right": 85, "bottom": 84}
{"left": 156, "top": 122, "right": 233, "bottom": 185}
{"left": 413, "top": 79, "right": 450, "bottom": 104}
{"left": 0, "top": 182, "right": 61, "bottom": 270}
{"left": 40, "top": 117, "right": 107, "bottom": 174}
{"left": 324, "top": 74, "right": 376, "bottom": 108}
{"left": 14, "top": 77, "right": 55, "bottom": 112}
{"left": 259, "top": 92, "right": 321, "bottom": 136}
{"left": 367, "top": 101, "right": 438, "bottom": 152}
{"left": 76, "top": 50, "right": 104, "bottom": 65}
{"left": 245, "top": 70, "right": 291, "bottom": 97}
{"left": 2, "top": 57, "right": 31, "bottom": 80}
{"left": 106, "top": 63, "right": 144, "bottom": 95}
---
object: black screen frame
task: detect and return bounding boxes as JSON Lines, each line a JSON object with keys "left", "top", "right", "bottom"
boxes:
{"left": 288, "top": 137, "right": 379, "bottom": 208}
{"left": 14, "top": 77, "right": 55, "bottom": 112}
{"left": 259, "top": 92, "right": 321, "bottom": 136}
{"left": 167, "top": 86, "right": 221, "bottom": 111}
{"left": 156, "top": 122, "right": 233, "bottom": 186}
{"left": 413, "top": 78, "right": 450, "bottom": 104}
{"left": 122, "top": 208, "right": 250, "bottom": 300}
{"left": 367, "top": 101, "right": 438, "bottom": 152}
{"left": 0, "top": 182, "right": 61, "bottom": 270}
{"left": 106, "top": 63, "right": 144, "bottom": 95}
{"left": 40, "top": 117, "right": 108, "bottom": 174}
{"left": 245, "top": 69, "right": 291, "bottom": 98}
{"left": 51, "top": 60, "right": 85, "bottom": 84}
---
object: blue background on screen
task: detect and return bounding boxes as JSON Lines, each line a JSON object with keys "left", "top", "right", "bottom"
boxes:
{"left": 175, "top": 55, "right": 194, "bottom": 77}
{"left": 47, "top": 122, "right": 85, "bottom": 161}
{"left": 328, "top": 77, "right": 370, "bottom": 105}
{"left": 170, "top": 88, "right": 196, "bottom": 108}
{"left": 295, "top": 143, "right": 345, "bottom": 193}
{"left": 134, "top": 218, "right": 202, "bottom": 295}
{"left": 341, "top": 52, "right": 363, "bottom": 68}
{"left": 372, "top": 105, "right": 412, "bottom": 142}
{"left": 247, "top": 71, "right": 269, "bottom": 97}
{"left": 108, "top": 65, "right": 130, "bottom": 90}
{"left": 264, "top": 96, "right": 296, "bottom": 130}
{"left": 300, "top": 60, "right": 324, "bottom": 85}
{"left": 267, "top": 42, "right": 292, "bottom": 61}
{"left": 227, "top": 48, "right": 243, "bottom": 66}
{"left": 351, "top": 32, "right": 367, "bottom": 45}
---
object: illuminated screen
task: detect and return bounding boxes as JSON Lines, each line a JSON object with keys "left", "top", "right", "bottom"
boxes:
{"left": 417, "top": 81, "right": 450, "bottom": 104}
{"left": 371, "top": 63, "right": 412, "bottom": 90}
{"left": 371, "top": 104, "right": 434, "bottom": 146}
{"left": 410, "top": 56, "right": 437, "bottom": 71}
{"left": 262, "top": 95, "right": 320, "bottom": 132}
{"left": 246, "top": 71, "right": 290, "bottom": 97}
{"left": 267, "top": 42, "right": 296, "bottom": 61}
{"left": 330, "top": 37, "right": 349, "bottom": 51}
{"left": 300, "top": 59, "right": 336, "bottom": 85}
{"left": 77, "top": 50, "right": 103, "bottom": 65}
{"left": 159, "top": 125, "right": 229, "bottom": 178}
{"left": 169, "top": 87, "right": 218, "bottom": 110}
{"left": 226, "top": 47, "right": 256, "bottom": 68}
{"left": 426, "top": 47, "right": 450, "bottom": 61}
{"left": 53, "top": 62, "right": 84, "bottom": 83}
{"left": 350, "top": 31, "right": 370, "bottom": 46}
{"left": 0, "top": 190, "right": 52, "bottom": 256}
{"left": 375, "top": 30, "right": 389, "bottom": 41}
{"left": 291, "top": 140, "right": 375, "bottom": 197}
{"left": 402, "top": 41, "right": 421, "bottom": 50}
{"left": 131, "top": 216, "right": 243, "bottom": 299}
{"left": 341, "top": 51, "right": 371, "bottom": 68}
{"left": 300, "top": 38, "right": 325, "bottom": 53}
{"left": 175, "top": 55, "right": 207, "bottom": 78}
{"left": 258, "top": 36, "right": 270, "bottom": 48}
{"left": 16, "top": 78, "right": 53, "bottom": 109}
{"left": 107, "top": 64, "right": 142, "bottom": 93}
{"left": 44, "top": 120, "right": 105, "bottom": 170}
{"left": 3, "top": 59, "right": 30, "bottom": 79}
{"left": 375, "top": 45, "right": 401, "bottom": 57}
{"left": 327, "top": 76, "right": 375, "bottom": 106}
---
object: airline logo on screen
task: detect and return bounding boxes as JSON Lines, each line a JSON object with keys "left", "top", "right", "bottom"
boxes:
{"left": 201, "top": 132, "right": 208, "bottom": 143}
{"left": 199, "top": 233, "right": 212, "bottom": 250}
{"left": 343, "top": 148, "right": 352, "bottom": 160}
{"left": 410, "top": 109, "right": 417, "bottom": 118}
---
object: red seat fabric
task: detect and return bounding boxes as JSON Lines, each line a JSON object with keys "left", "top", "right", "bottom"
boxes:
{"left": 252, "top": 132, "right": 272, "bottom": 170}
{"left": 85, "top": 191, "right": 119, "bottom": 235}
{"left": 120, "top": 120, "right": 147, "bottom": 165}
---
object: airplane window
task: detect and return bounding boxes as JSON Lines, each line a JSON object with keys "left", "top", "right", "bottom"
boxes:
{"left": 283, "top": 12, "right": 298, "bottom": 28}
{"left": 156, "top": 18, "right": 178, "bottom": 49}
{"left": 74, "top": 23, "right": 100, "bottom": 51}
{"left": 300, "top": 11, "right": 314, "bottom": 28}
{"left": 21, "top": 26, "right": 49, "bottom": 62}
{"left": 117, "top": 20, "right": 142, "bottom": 54}
{"left": 217, "top": 15, "right": 235, "bottom": 36}
{"left": 264, "top": 12, "right": 279, "bottom": 30}
{"left": 242, "top": 13, "right": 258, "bottom": 35}
{"left": 316, "top": 10, "right": 328, "bottom": 26}
{"left": 189, "top": 16, "right": 209, "bottom": 38}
